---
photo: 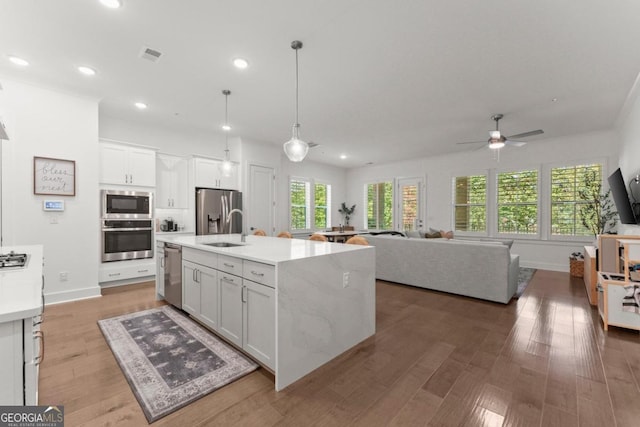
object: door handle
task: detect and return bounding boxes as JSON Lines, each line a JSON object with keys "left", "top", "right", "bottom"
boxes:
{"left": 193, "top": 268, "right": 197, "bottom": 282}
{"left": 241, "top": 285, "right": 246, "bottom": 303}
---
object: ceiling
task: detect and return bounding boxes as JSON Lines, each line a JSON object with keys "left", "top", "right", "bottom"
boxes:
{"left": 1, "top": 0, "right": 640, "bottom": 168}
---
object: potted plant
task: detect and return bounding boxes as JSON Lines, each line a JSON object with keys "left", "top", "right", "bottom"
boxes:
{"left": 338, "top": 202, "right": 356, "bottom": 226}
{"left": 578, "top": 169, "right": 617, "bottom": 238}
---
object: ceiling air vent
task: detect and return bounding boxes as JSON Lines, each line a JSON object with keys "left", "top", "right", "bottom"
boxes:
{"left": 139, "top": 46, "right": 163, "bottom": 63}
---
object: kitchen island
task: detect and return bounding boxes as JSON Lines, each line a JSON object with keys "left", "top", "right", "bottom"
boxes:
{"left": 155, "top": 234, "right": 375, "bottom": 391}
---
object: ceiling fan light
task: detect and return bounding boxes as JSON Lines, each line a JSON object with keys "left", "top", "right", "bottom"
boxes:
{"left": 489, "top": 140, "right": 505, "bottom": 149}
{"left": 489, "top": 130, "right": 501, "bottom": 139}
{"left": 284, "top": 136, "right": 309, "bottom": 162}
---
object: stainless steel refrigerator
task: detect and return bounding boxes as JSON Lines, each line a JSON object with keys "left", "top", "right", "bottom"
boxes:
{"left": 196, "top": 188, "right": 243, "bottom": 235}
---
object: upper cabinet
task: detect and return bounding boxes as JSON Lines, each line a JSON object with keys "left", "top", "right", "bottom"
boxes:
{"left": 156, "top": 154, "right": 188, "bottom": 208}
{"left": 193, "top": 157, "right": 238, "bottom": 190}
{"left": 100, "top": 142, "right": 156, "bottom": 187}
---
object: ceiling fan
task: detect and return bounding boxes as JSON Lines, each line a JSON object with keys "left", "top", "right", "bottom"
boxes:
{"left": 457, "top": 114, "right": 543, "bottom": 149}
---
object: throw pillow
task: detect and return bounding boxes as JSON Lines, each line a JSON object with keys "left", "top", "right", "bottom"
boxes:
{"left": 440, "top": 230, "right": 454, "bottom": 239}
{"left": 405, "top": 230, "right": 421, "bottom": 238}
{"left": 425, "top": 231, "right": 442, "bottom": 238}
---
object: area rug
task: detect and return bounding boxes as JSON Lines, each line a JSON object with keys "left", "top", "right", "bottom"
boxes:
{"left": 515, "top": 267, "right": 537, "bottom": 298}
{"left": 98, "top": 305, "right": 258, "bottom": 423}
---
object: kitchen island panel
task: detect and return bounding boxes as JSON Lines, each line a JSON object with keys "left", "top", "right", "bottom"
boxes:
{"left": 275, "top": 247, "right": 375, "bottom": 391}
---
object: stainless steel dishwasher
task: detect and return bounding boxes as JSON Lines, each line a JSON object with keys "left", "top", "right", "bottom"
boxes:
{"left": 164, "top": 243, "right": 182, "bottom": 308}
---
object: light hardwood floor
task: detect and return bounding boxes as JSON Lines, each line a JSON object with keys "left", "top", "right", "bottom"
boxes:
{"left": 39, "top": 272, "right": 640, "bottom": 426}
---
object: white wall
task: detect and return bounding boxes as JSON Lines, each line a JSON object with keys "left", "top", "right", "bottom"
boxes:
{"left": 346, "top": 130, "right": 619, "bottom": 271}
{"left": 0, "top": 77, "right": 101, "bottom": 303}
{"left": 615, "top": 73, "right": 640, "bottom": 236}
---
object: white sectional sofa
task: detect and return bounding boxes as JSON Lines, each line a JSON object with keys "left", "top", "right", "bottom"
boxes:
{"left": 364, "top": 234, "right": 520, "bottom": 304}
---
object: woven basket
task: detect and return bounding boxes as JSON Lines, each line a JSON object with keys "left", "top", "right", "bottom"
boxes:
{"left": 570, "top": 258, "right": 584, "bottom": 278}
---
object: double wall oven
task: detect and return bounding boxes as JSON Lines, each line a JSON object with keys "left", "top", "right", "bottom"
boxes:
{"left": 101, "top": 190, "right": 154, "bottom": 262}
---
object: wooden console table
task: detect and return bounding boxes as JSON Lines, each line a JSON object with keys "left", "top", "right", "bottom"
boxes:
{"left": 583, "top": 245, "right": 597, "bottom": 305}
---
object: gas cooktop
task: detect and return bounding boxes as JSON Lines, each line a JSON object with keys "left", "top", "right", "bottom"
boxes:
{"left": 0, "top": 251, "right": 29, "bottom": 269}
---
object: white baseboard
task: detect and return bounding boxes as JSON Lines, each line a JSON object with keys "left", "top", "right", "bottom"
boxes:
{"left": 520, "top": 261, "right": 568, "bottom": 272}
{"left": 45, "top": 286, "right": 102, "bottom": 305}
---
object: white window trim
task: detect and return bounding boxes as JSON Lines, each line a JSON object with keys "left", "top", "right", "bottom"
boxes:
{"left": 544, "top": 157, "right": 609, "bottom": 242}
{"left": 289, "top": 176, "right": 333, "bottom": 233}
{"left": 451, "top": 170, "right": 490, "bottom": 237}
{"left": 364, "top": 179, "right": 396, "bottom": 231}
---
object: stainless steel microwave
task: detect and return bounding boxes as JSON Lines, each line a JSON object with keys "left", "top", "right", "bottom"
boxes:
{"left": 101, "top": 190, "right": 152, "bottom": 219}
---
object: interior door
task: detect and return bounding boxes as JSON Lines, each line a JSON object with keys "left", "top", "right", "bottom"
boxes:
{"left": 247, "top": 164, "right": 275, "bottom": 236}
{"left": 396, "top": 177, "right": 424, "bottom": 231}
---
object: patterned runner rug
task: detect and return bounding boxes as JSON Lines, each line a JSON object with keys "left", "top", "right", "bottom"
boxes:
{"left": 98, "top": 305, "right": 258, "bottom": 423}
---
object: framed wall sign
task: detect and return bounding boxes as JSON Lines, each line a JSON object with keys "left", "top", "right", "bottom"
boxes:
{"left": 33, "top": 156, "right": 76, "bottom": 196}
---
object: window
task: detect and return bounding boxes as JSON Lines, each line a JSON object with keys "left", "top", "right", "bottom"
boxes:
{"left": 550, "top": 163, "right": 602, "bottom": 237}
{"left": 366, "top": 182, "right": 393, "bottom": 229}
{"left": 453, "top": 175, "right": 487, "bottom": 233}
{"left": 289, "top": 177, "right": 331, "bottom": 231}
{"left": 497, "top": 169, "right": 538, "bottom": 235}
{"left": 290, "top": 178, "right": 310, "bottom": 230}
{"left": 314, "top": 182, "right": 331, "bottom": 229}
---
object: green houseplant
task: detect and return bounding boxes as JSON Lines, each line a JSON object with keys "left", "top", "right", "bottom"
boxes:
{"left": 338, "top": 202, "right": 356, "bottom": 226}
{"left": 578, "top": 169, "right": 617, "bottom": 238}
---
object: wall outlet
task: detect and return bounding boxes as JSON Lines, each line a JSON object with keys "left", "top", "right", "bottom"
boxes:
{"left": 343, "top": 272, "right": 350, "bottom": 288}
{"left": 59, "top": 271, "right": 68, "bottom": 281}
{"left": 50, "top": 216, "right": 58, "bottom": 224}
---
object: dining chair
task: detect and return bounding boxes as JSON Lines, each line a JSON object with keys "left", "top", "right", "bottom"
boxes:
{"left": 277, "top": 231, "right": 292, "bottom": 238}
{"left": 253, "top": 229, "right": 267, "bottom": 236}
{"left": 346, "top": 236, "right": 369, "bottom": 245}
{"left": 309, "top": 234, "right": 328, "bottom": 242}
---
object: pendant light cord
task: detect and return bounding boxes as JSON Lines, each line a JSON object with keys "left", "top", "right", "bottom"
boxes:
{"left": 295, "top": 45, "right": 299, "bottom": 127}
{"left": 224, "top": 92, "right": 229, "bottom": 151}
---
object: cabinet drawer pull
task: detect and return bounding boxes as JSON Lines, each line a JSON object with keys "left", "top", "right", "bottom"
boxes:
{"left": 34, "top": 331, "right": 45, "bottom": 365}
{"left": 223, "top": 263, "right": 234, "bottom": 268}
{"left": 138, "top": 269, "right": 149, "bottom": 273}
{"left": 108, "top": 272, "right": 121, "bottom": 277}
{"left": 223, "top": 275, "right": 235, "bottom": 282}
{"left": 250, "top": 270, "right": 264, "bottom": 277}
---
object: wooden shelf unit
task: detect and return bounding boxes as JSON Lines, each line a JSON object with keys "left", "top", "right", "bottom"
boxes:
{"left": 583, "top": 245, "right": 597, "bottom": 305}
{"left": 597, "top": 240, "right": 640, "bottom": 332}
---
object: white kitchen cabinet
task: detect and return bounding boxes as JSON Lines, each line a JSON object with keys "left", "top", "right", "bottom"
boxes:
{"left": 243, "top": 279, "right": 275, "bottom": 369}
{"left": 182, "top": 260, "right": 201, "bottom": 316}
{"left": 182, "top": 250, "right": 219, "bottom": 331}
{"left": 193, "top": 157, "right": 238, "bottom": 190}
{"left": 218, "top": 272, "right": 243, "bottom": 347}
{"left": 197, "top": 266, "right": 219, "bottom": 331}
{"left": 157, "top": 154, "right": 188, "bottom": 208}
{"left": 0, "top": 320, "right": 23, "bottom": 404}
{"left": 100, "top": 142, "right": 156, "bottom": 187}
{"left": 0, "top": 315, "right": 42, "bottom": 405}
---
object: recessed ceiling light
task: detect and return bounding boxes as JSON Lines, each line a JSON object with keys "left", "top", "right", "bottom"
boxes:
{"left": 77, "top": 66, "right": 96, "bottom": 76}
{"left": 233, "top": 58, "right": 249, "bottom": 69}
{"left": 134, "top": 102, "right": 147, "bottom": 110}
{"left": 8, "top": 56, "right": 29, "bottom": 67}
{"left": 340, "top": 154, "right": 347, "bottom": 160}
{"left": 552, "top": 97, "right": 558, "bottom": 102}
{"left": 99, "top": 0, "right": 122, "bottom": 9}
{"left": 221, "top": 124, "right": 231, "bottom": 131}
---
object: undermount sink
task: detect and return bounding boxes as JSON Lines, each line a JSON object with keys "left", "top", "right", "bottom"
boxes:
{"left": 204, "top": 242, "right": 245, "bottom": 248}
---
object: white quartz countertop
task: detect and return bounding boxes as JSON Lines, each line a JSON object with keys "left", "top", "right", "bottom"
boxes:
{"left": 155, "top": 234, "right": 370, "bottom": 265}
{"left": 0, "top": 245, "right": 43, "bottom": 323}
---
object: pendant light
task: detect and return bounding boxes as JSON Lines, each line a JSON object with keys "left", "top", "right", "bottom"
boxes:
{"left": 220, "top": 89, "right": 233, "bottom": 177}
{"left": 283, "top": 40, "right": 309, "bottom": 162}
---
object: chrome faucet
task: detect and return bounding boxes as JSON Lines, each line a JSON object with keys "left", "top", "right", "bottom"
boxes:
{"left": 226, "top": 208, "right": 246, "bottom": 242}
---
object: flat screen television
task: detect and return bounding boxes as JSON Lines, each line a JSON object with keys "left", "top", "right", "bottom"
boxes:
{"left": 607, "top": 168, "right": 639, "bottom": 224}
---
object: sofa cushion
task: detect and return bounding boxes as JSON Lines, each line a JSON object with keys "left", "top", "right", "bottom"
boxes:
{"left": 405, "top": 230, "right": 421, "bottom": 238}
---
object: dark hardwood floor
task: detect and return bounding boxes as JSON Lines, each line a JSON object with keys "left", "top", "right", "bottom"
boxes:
{"left": 39, "top": 271, "right": 640, "bottom": 426}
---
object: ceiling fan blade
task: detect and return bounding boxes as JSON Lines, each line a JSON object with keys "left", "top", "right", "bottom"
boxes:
{"left": 507, "top": 129, "right": 544, "bottom": 139}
